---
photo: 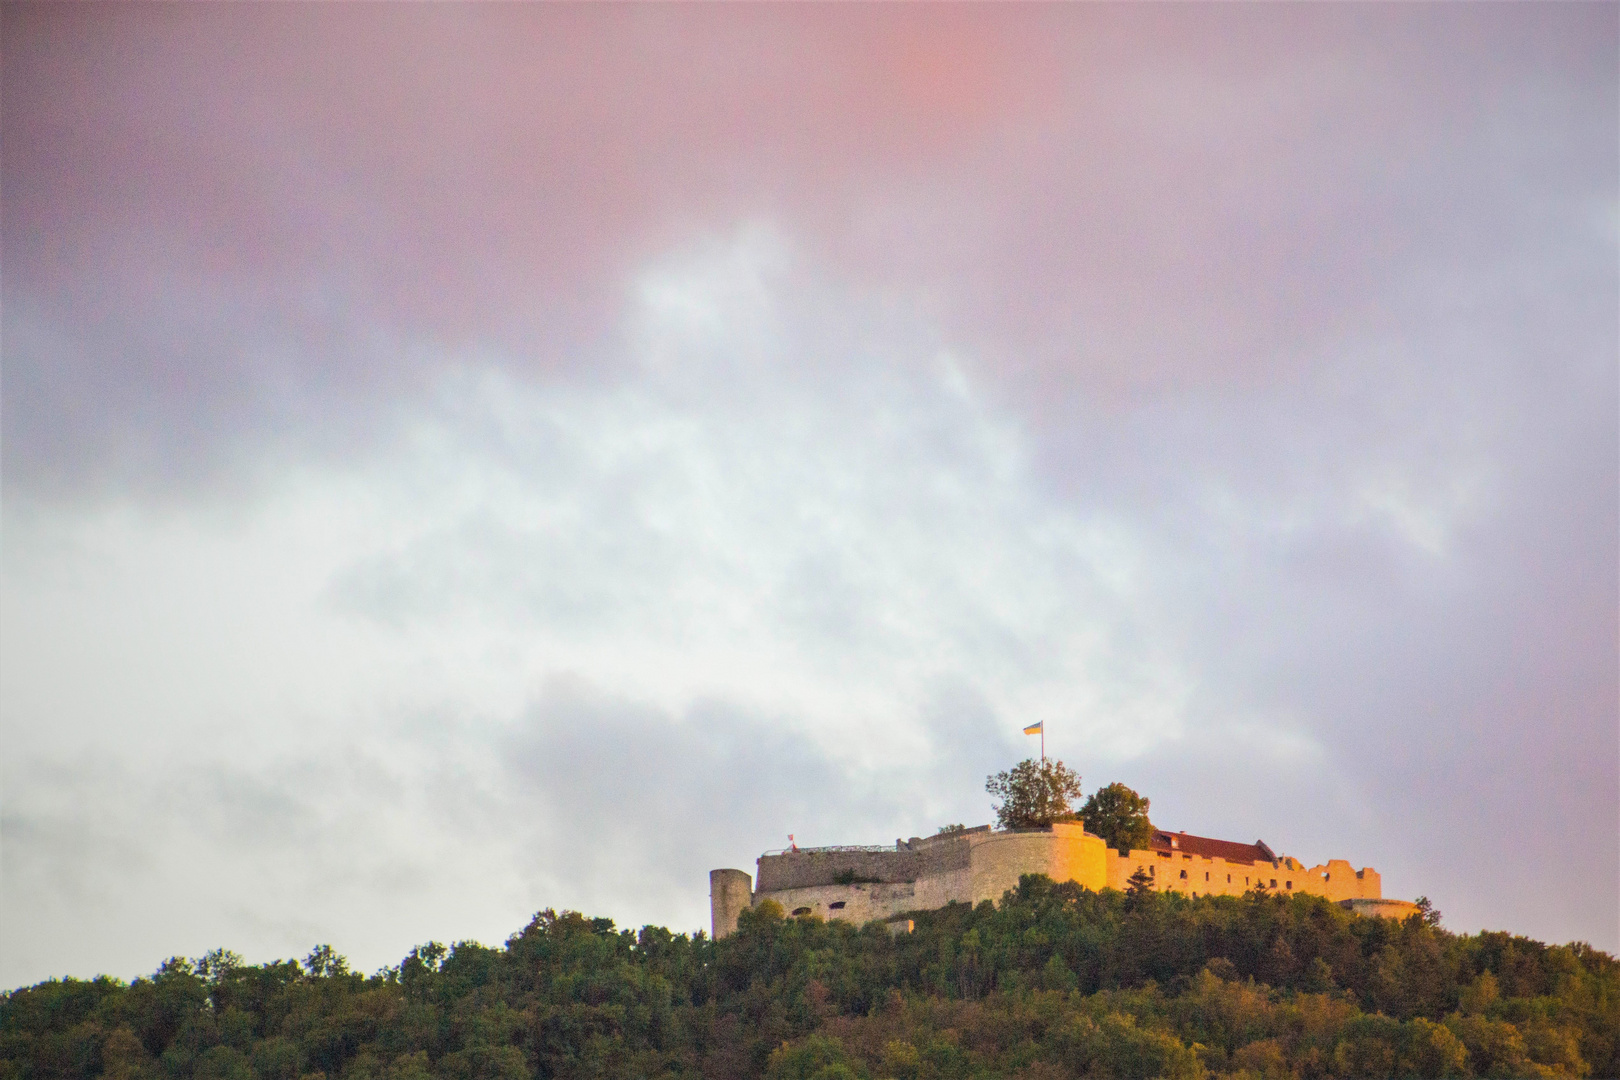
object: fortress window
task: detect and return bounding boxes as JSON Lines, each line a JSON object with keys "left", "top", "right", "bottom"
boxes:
{"left": 1226, "top": 875, "right": 1231, "bottom": 883}
{"left": 1149, "top": 865, "right": 1155, "bottom": 877}
{"left": 1179, "top": 869, "right": 1188, "bottom": 879}
{"left": 1286, "top": 881, "right": 1292, "bottom": 890}
{"left": 1204, "top": 872, "right": 1209, "bottom": 881}
{"left": 1270, "top": 879, "right": 1277, "bottom": 888}
{"left": 792, "top": 907, "right": 812, "bottom": 916}
{"left": 1182, "top": 853, "right": 1192, "bottom": 860}
{"left": 828, "top": 901, "right": 846, "bottom": 910}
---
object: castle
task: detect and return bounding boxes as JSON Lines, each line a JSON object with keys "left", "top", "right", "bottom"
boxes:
{"left": 710, "top": 822, "right": 1417, "bottom": 937}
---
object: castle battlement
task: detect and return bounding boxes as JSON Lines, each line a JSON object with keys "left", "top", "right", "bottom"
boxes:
{"left": 710, "top": 823, "right": 1409, "bottom": 938}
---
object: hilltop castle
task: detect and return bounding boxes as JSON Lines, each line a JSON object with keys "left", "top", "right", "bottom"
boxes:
{"left": 710, "top": 822, "right": 1416, "bottom": 937}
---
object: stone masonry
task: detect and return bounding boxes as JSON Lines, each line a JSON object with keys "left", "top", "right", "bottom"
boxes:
{"left": 710, "top": 822, "right": 1412, "bottom": 938}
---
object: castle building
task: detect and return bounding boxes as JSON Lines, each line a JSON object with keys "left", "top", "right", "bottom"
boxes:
{"left": 710, "top": 822, "right": 1416, "bottom": 938}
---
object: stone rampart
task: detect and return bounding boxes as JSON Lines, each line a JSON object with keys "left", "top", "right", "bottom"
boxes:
{"left": 912, "top": 831, "right": 978, "bottom": 875}
{"left": 1105, "top": 849, "right": 1382, "bottom": 901}
{"left": 967, "top": 823, "right": 1108, "bottom": 903}
{"left": 712, "top": 822, "right": 1398, "bottom": 937}
{"left": 1341, "top": 897, "right": 1419, "bottom": 919}
{"left": 766, "top": 881, "right": 920, "bottom": 925}
{"left": 754, "top": 847, "right": 921, "bottom": 891}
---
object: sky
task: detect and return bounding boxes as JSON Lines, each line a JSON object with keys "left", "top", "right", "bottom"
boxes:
{"left": 2, "top": 4, "right": 1616, "bottom": 988}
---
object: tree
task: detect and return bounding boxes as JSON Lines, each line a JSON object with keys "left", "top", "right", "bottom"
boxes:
{"left": 1124, "top": 865, "right": 1157, "bottom": 913}
{"left": 1414, "top": 896, "right": 1443, "bottom": 927}
{"left": 303, "top": 945, "right": 348, "bottom": 978}
{"left": 195, "top": 949, "right": 243, "bottom": 985}
{"left": 1079, "top": 782, "right": 1154, "bottom": 854}
{"left": 985, "top": 758, "right": 1083, "bottom": 829}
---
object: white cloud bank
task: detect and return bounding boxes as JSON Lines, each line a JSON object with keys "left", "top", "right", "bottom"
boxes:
{"left": 3, "top": 232, "right": 1207, "bottom": 985}
{"left": 5, "top": 224, "right": 1614, "bottom": 986}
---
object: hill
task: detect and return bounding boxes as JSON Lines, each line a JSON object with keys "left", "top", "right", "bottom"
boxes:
{"left": 3, "top": 878, "right": 1616, "bottom": 1079}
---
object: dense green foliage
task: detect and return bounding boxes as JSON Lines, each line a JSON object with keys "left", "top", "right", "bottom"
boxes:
{"left": 5, "top": 880, "right": 1616, "bottom": 1080}
{"left": 1078, "top": 784, "right": 1154, "bottom": 855}
{"left": 986, "top": 760, "right": 1084, "bottom": 830}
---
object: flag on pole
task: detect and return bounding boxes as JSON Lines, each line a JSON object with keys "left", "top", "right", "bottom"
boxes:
{"left": 1023, "top": 721, "right": 1046, "bottom": 761}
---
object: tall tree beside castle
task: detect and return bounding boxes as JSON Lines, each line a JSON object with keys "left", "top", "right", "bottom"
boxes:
{"left": 985, "top": 758, "right": 1083, "bottom": 828}
{"left": 1080, "top": 781, "right": 1154, "bottom": 853}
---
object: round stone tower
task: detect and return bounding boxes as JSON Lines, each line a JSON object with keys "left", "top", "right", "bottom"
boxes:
{"left": 709, "top": 868, "right": 753, "bottom": 939}
{"left": 967, "top": 822, "right": 1107, "bottom": 904}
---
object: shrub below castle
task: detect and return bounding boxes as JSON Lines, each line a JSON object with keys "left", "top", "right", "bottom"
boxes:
{"left": 4, "top": 878, "right": 1616, "bottom": 1079}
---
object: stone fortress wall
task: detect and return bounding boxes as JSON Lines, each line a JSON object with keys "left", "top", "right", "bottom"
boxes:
{"left": 711, "top": 822, "right": 1413, "bottom": 938}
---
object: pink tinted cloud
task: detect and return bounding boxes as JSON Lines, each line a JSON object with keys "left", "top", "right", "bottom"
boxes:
{"left": 5, "top": 5, "right": 1051, "bottom": 353}
{"left": 6, "top": 4, "right": 1610, "bottom": 414}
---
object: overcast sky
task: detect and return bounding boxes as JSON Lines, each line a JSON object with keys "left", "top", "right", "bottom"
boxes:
{"left": 3, "top": 4, "right": 1616, "bottom": 988}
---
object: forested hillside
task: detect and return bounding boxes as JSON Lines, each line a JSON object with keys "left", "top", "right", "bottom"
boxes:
{"left": 4, "top": 878, "right": 1616, "bottom": 1079}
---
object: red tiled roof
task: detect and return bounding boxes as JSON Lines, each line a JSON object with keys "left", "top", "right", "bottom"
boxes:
{"left": 1149, "top": 830, "right": 1274, "bottom": 865}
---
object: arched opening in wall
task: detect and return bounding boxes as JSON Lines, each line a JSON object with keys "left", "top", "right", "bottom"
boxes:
{"left": 828, "top": 901, "right": 846, "bottom": 910}
{"left": 1179, "top": 870, "right": 1188, "bottom": 879}
{"left": 792, "top": 907, "right": 813, "bottom": 916}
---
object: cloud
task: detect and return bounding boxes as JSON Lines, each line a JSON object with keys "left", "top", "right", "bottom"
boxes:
{"left": 5, "top": 5, "right": 1611, "bottom": 498}
{"left": 1, "top": 233, "right": 1185, "bottom": 984}
{"left": 1, "top": 665, "right": 1019, "bottom": 987}
{"left": 1, "top": 4, "right": 1614, "bottom": 986}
